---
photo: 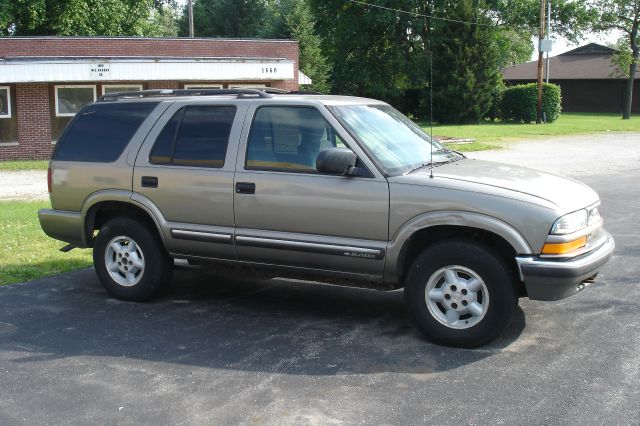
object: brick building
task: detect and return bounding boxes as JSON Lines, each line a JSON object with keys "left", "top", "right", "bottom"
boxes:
{"left": 0, "top": 37, "right": 302, "bottom": 160}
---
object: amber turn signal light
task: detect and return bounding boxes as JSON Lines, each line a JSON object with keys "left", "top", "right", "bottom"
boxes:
{"left": 541, "top": 236, "right": 588, "bottom": 255}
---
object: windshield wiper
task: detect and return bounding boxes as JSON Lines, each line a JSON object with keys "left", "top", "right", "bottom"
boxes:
{"left": 449, "top": 148, "right": 467, "bottom": 158}
{"left": 436, "top": 147, "right": 467, "bottom": 159}
{"left": 404, "top": 148, "right": 462, "bottom": 175}
{"left": 404, "top": 162, "right": 432, "bottom": 175}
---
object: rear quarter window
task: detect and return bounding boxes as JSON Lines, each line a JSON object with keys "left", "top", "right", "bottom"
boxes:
{"left": 54, "top": 102, "right": 159, "bottom": 162}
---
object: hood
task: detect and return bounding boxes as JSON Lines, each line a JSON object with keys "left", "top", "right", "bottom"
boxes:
{"left": 402, "top": 159, "right": 599, "bottom": 212}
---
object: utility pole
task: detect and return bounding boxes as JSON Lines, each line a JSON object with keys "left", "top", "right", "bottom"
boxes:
{"left": 188, "top": 0, "right": 194, "bottom": 38}
{"left": 536, "top": 0, "right": 546, "bottom": 124}
{"left": 545, "top": 0, "right": 551, "bottom": 83}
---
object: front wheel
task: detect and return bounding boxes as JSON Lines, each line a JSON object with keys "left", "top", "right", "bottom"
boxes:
{"left": 404, "top": 239, "right": 518, "bottom": 348}
{"left": 93, "top": 216, "right": 172, "bottom": 302}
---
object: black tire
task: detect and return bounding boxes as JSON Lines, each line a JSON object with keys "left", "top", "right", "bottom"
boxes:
{"left": 404, "top": 239, "right": 517, "bottom": 348}
{"left": 93, "top": 216, "right": 172, "bottom": 302}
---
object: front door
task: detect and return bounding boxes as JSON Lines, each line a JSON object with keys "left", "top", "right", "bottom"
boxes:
{"left": 233, "top": 104, "right": 389, "bottom": 278}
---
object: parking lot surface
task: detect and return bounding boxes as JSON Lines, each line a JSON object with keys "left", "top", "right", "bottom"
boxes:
{"left": 1, "top": 138, "right": 639, "bottom": 425}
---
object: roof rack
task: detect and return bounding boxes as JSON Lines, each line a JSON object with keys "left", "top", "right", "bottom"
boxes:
{"left": 98, "top": 88, "right": 273, "bottom": 102}
{"left": 245, "top": 88, "right": 323, "bottom": 95}
{"left": 290, "top": 90, "right": 323, "bottom": 95}
{"left": 257, "top": 87, "right": 289, "bottom": 94}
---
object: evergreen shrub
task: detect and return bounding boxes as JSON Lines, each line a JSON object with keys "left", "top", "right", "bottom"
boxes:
{"left": 500, "top": 83, "right": 562, "bottom": 123}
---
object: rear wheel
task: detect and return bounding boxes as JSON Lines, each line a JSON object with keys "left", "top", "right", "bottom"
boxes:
{"left": 93, "top": 216, "right": 172, "bottom": 302}
{"left": 404, "top": 239, "right": 517, "bottom": 348}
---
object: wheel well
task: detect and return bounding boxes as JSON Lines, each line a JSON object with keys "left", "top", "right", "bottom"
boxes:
{"left": 84, "top": 201, "right": 159, "bottom": 247}
{"left": 397, "top": 225, "right": 524, "bottom": 293}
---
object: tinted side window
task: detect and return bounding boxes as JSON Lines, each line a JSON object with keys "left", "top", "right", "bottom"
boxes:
{"left": 149, "top": 106, "right": 236, "bottom": 168}
{"left": 54, "top": 102, "right": 158, "bottom": 162}
{"left": 246, "top": 106, "right": 346, "bottom": 172}
{"left": 149, "top": 109, "right": 182, "bottom": 165}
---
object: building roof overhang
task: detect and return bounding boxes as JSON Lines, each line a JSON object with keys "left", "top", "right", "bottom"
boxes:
{"left": 502, "top": 43, "right": 639, "bottom": 81}
{"left": 502, "top": 54, "right": 639, "bottom": 81}
{"left": 0, "top": 56, "right": 295, "bottom": 83}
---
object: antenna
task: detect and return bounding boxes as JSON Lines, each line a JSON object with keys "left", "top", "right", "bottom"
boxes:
{"left": 429, "top": 38, "right": 434, "bottom": 179}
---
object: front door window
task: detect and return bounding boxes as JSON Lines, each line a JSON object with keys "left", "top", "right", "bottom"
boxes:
{"left": 246, "top": 106, "right": 346, "bottom": 173}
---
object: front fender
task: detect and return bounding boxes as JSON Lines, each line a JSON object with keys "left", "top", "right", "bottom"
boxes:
{"left": 384, "top": 211, "right": 532, "bottom": 285}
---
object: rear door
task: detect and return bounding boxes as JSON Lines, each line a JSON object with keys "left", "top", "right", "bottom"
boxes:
{"left": 233, "top": 102, "right": 390, "bottom": 279}
{"left": 134, "top": 101, "right": 247, "bottom": 260}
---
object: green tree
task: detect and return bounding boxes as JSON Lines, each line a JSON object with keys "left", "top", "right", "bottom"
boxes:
{"left": 488, "top": 0, "right": 596, "bottom": 43}
{"left": 264, "top": 0, "right": 331, "bottom": 92}
{"left": 309, "top": 0, "right": 428, "bottom": 100}
{"left": 178, "top": 0, "right": 269, "bottom": 38}
{"left": 494, "top": 28, "right": 533, "bottom": 68}
{"left": 0, "top": 0, "right": 172, "bottom": 36}
{"left": 610, "top": 38, "right": 633, "bottom": 79}
{"left": 431, "top": 0, "right": 502, "bottom": 123}
{"left": 306, "top": 0, "right": 595, "bottom": 118}
{"left": 594, "top": 0, "right": 639, "bottom": 119}
{"left": 146, "top": 0, "right": 180, "bottom": 36}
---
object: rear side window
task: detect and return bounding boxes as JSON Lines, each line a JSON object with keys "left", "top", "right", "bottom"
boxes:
{"left": 54, "top": 102, "right": 158, "bottom": 162}
{"left": 150, "top": 105, "right": 236, "bottom": 168}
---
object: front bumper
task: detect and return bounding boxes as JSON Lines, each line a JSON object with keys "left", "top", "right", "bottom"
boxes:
{"left": 516, "top": 231, "right": 615, "bottom": 301}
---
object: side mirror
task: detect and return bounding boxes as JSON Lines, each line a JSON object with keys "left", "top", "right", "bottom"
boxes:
{"left": 316, "top": 148, "right": 357, "bottom": 175}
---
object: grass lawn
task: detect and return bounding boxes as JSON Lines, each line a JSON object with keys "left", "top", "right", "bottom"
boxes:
{"left": 0, "top": 200, "right": 92, "bottom": 285}
{"left": 0, "top": 160, "right": 49, "bottom": 171}
{"left": 420, "top": 112, "right": 640, "bottom": 151}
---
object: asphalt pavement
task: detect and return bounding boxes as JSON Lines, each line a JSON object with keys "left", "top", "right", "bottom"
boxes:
{"left": 1, "top": 163, "right": 639, "bottom": 425}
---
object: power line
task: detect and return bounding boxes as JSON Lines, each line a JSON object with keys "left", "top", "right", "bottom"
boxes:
{"left": 348, "top": 0, "right": 474, "bottom": 25}
{"left": 346, "top": 0, "right": 498, "bottom": 28}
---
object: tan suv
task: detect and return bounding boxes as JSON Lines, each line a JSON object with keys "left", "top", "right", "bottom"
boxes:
{"left": 39, "top": 88, "right": 614, "bottom": 347}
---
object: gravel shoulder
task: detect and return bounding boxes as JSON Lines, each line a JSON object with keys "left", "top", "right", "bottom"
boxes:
{"left": 467, "top": 132, "right": 640, "bottom": 177}
{"left": 0, "top": 170, "right": 48, "bottom": 201}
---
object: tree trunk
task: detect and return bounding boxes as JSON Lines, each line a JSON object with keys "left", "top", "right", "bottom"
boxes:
{"left": 623, "top": 21, "right": 638, "bottom": 120}
{"left": 623, "top": 61, "right": 636, "bottom": 120}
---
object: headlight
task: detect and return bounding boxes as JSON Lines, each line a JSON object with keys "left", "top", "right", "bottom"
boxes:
{"left": 588, "top": 207, "right": 601, "bottom": 225}
{"left": 551, "top": 209, "right": 588, "bottom": 235}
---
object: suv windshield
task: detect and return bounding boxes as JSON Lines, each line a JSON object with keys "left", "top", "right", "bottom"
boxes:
{"left": 329, "top": 104, "right": 460, "bottom": 175}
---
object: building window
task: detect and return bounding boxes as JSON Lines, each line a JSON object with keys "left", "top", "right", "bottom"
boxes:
{"left": 54, "top": 85, "right": 97, "bottom": 117}
{"left": 229, "top": 84, "right": 266, "bottom": 89}
{"left": 102, "top": 84, "right": 143, "bottom": 95}
{"left": 184, "top": 84, "right": 223, "bottom": 89}
{"left": 0, "top": 85, "right": 17, "bottom": 144}
{"left": 0, "top": 86, "right": 11, "bottom": 118}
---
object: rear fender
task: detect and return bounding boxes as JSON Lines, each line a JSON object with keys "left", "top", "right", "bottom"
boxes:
{"left": 81, "top": 190, "right": 167, "bottom": 247}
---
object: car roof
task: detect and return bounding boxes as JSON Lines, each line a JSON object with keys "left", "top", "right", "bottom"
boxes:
{"left": 276, "top": 94, "right": 387, "bottom": 106}
{"left": 96, "top": 88, "right": 387, "bottom": 107}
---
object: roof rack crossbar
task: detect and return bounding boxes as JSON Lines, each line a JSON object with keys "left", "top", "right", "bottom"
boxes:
{"left": 98, "top": 88, "right": 273, "bottom": 101}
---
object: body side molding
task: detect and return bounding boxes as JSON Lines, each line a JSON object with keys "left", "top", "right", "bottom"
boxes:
{"left": 235, "top": 235, "right": 385, "bottom": 259}
{"left": 171, "top": 229, "right": 232, "bottom": 244}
